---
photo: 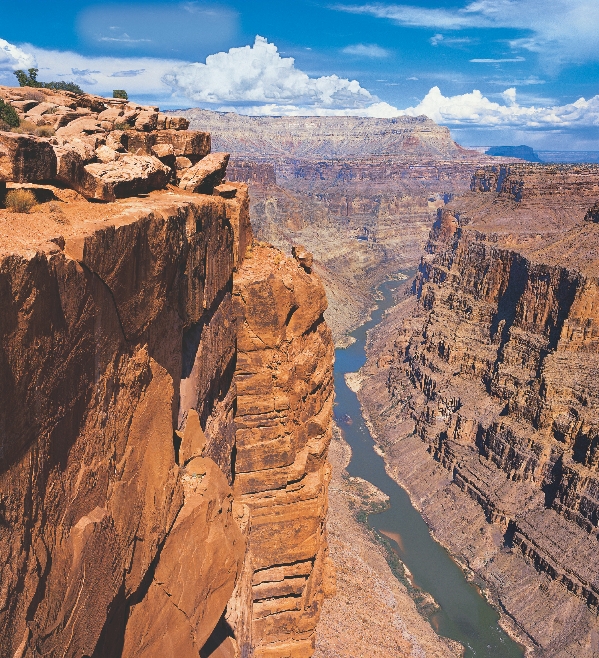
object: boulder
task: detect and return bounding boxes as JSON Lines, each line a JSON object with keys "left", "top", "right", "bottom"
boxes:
{"left": 135, "top": 110, "right": 158, "bottom": 132}
{"left": 0, "top": 132, "right": 57, "bottom": 182}
{"left": 214, "top": 184, "right": 238, "bottom": 200}
{"left": 53, "top": 112, "right": 88, "bottom": 129}
{"left": 27, "top": 102, "right": 58, "bottom": 116}
{"left": 124, "top": 130, "right": 210, "bottom": 161}
{"left": 106, "top": 130, "right": 128, "bottom": 152}
{"left": 56, "top": 117, "right": 104, "bottom": 138}
{"left": 153, "top": 130, "right": 210, "bottom": 161}
{"left": 80, "top": 155, "right": 170, "bottom": 201}
{"left": 54, "top": 141, "right": 96, "bottom": 191}
{"left": 179, "top": 152, "right": 230, "bottom": 194}
{"left": 96, "top": 145, "right": 119, "bottom": 163}
{"left": 167, "top": 116, "right": 190, "bottom": 130}
{"left": 98, "top": 107, "right": 124, "bottom": 122}
{"left": 176, "top": 156, "right": 192, "bottom": 170}
{"left": 291, "top": 245, "right": 314, "bottom": 273}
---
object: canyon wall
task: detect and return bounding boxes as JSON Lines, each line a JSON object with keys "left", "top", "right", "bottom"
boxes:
{"left": 360, "top": 163, "right": 599, "bottom": 656}
{"left": 0, "top": 87, "right": 333, "bottom": 658}
{"left": 173, "top": 109, "right": 508, "bottom": 343}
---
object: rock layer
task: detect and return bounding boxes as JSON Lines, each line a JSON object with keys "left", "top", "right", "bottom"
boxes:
{"left": 0, "top": 87, "right": 335, "bottom": 658}
{"left": 360, "top": 163, "right": 599, "bottom": 656}
{"left": 233, "top": 244, "right": 335, "bottom": 657}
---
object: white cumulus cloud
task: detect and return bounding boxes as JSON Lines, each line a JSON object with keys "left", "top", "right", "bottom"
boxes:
{"left": 0, "top": 38, "right": 36, "bottom": 71}
{"left": 163, "top": 36, "right": 375, "bottom": 111}
{"left": 398, "top": 86, "right": 599, "bottom": 130}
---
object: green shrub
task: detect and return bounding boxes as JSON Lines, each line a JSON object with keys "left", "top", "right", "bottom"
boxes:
{"left": 5, "top": 189, "right": 36, "bottom": 213}
{"left": 113, "top": 89, "right": 128, "bottom": 100}
{"left": 14, "top": 68, "right": 83, "bottom": 95}
{"left": 0, "top": 99, "right": 20, "bottom": 128}
{"left": 114, "top": 121, "right": 133, "bottom": 131}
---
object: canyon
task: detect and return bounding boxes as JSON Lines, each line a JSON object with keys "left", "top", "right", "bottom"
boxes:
{"left": 359, "top": 163, "right": 599, "bottom": 656}
{"left": 0, "top": 85, "right": 334, "bottom": 658}
{"left": 173, "top": 109, "right": 504, "bottom": 343}
{"left": 5, "top": 81, "right": 599, "bottom": 658}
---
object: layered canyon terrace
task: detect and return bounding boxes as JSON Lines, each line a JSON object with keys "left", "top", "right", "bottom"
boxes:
{"left": 360, "top": 163, "right": 599, "bottom": 657}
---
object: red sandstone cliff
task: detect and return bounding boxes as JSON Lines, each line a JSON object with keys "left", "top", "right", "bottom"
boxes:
{"left": 0, "top": 87, "right": 333, "bottom": 658}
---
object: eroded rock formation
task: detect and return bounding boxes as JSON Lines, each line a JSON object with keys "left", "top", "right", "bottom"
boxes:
{"left": 360, "top": 163, "right": 599, "bottom": 656}
{"left": 234, "top": 243, "right": 335, "bottom": 657}
{"left": 0, "top": 87, "right": 334, "bottom": 658}
{"left": 174, "top": 108, "right": 513, "bottom": 344}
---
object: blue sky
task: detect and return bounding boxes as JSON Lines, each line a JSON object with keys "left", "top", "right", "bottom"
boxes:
{"left": 1, "top": 0, "right": 599, "bottom": 148}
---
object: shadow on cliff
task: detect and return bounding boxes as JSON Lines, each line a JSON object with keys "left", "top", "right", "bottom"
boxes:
{"left": 489, "top": 253, "right": 528, "bottom": 364}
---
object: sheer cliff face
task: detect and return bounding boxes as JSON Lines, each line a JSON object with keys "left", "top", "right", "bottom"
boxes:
{"left": 234, "top": 244, "right": 335, "bottom": 658}
{"left": 0, "top": 87, "right": 334, "bottom": 658}
{"left": 0, "top": 191, "right": 249, "bottom": 657}
{"left": 361, "top": 163, "right": 599, "bottom": 655}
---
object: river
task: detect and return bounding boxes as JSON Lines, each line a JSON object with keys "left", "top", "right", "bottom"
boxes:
{"left": 334, "top": 274, "right": 525, "bottom": 658}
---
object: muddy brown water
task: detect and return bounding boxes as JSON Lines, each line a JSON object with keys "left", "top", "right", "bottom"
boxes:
{"left": 334, "top": 274, "right": 525, "bottom": 658}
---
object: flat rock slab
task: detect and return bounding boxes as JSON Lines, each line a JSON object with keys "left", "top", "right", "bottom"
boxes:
{"left": 81, "top": 155, "right": 170, "bottom": 201}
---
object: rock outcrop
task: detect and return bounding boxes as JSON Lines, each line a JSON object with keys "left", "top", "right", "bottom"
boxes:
{"left": 233, "top": 243, "right": 335, "bottom": 657}
{"left": 0, "top": 88, "right": 334, "bottom": 658}
{"left": 360, "top": 163, "right": 599, "bottom": 656}
{"left": 0, "top": 85, "right": 212, "bottom": 202}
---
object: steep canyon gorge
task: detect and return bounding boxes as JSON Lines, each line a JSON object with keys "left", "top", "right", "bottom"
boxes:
{"left": 360, "top": 164, "right": 599, "bottom": 656}
{"left": 173, "top": 109, "right": 504, "bottom": 344}
{"left": 3, "top": 80, "right": 599, "bottom": 658}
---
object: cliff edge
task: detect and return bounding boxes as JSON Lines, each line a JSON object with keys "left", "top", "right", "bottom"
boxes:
{"left": 0, "top": 86, "right": 333, "bottom": 658}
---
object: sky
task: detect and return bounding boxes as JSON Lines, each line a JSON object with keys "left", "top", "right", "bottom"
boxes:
{"left": 1, "top": 0, "right": 599, "bottom": 149}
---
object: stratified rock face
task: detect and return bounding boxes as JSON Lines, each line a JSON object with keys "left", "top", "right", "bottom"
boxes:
{"left": 0, "top": 86, "right": 335, "bottom": 658}
{"left": 172, "top": 110, "right": 471, "bottom": 160}
{"left": 175, "top": 108, "right": 512, "bottom": 345}
{"left": 361, "top": 163, "right": 599, "bottom": 655}
{"left": 233, "top": 244, "right": 335, "bottom": 658}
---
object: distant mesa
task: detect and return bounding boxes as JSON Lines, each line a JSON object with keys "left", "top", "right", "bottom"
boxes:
{"left": 485, "top": 145, "right": 542, "bottom": 162}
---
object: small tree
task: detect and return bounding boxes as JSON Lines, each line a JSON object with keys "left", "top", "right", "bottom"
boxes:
{"left": 13, "top": 68, "right": 83, "bottom": 95}
{"left": 113, "top": 89, "right": 128, "bottom": 100}
{"left": 0, "top": 99, "right": 20, "bottom": 128}
{"left": 44, "top": 81, "right": 84, "bottom": 94}
{"left": 14, "top": 68, "right": 42, "bottom": 88}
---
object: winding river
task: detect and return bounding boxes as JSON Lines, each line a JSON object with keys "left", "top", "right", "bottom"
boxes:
{"left": 334, "top": 275, "right": 524, "bottom": 658}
